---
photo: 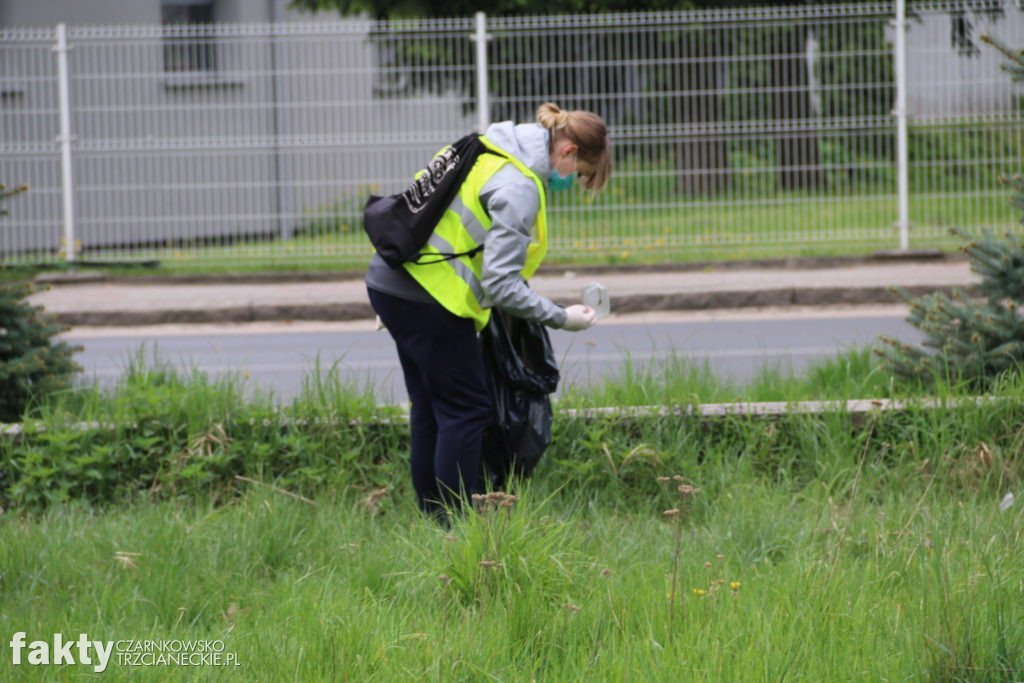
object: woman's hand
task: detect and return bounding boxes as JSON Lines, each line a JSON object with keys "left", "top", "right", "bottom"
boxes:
{"left": 561, "top": 305, "right": 597, "bottom": 331}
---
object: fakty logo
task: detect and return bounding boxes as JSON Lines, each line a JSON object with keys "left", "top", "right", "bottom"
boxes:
{"left": 9, "top": 632, "right": 113, "bottom": 673}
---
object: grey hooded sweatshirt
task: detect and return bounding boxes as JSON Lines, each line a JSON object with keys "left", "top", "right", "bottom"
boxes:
{"left": 364, "top": 121, "right": 569, "bottom": 329}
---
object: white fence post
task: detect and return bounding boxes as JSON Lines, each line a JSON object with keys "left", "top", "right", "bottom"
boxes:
{"left": 893, "top": 0, "right": 910, "bottom": 250}
{"left": 472, "top": 12, "right": 490, "bottom": 133}
{"left": 54, "top": 23, "right": 76, "bottom": 262}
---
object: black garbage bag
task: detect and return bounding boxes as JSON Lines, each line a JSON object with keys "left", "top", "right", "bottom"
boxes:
{"left": 479, "top": 309, "right": 560, "bottom": 489}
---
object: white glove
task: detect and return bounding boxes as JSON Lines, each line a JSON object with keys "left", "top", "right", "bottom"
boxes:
{"left": 561, "top": 305, "right": 597, "bottom": 331}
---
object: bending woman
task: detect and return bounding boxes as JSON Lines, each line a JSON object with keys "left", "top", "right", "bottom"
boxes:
{"left": 365, "top": 102, "right": 612, "bottom": 518}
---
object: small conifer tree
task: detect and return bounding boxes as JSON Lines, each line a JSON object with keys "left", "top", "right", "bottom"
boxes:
{"left": 876, "top": 34, "right": 1024, "bottom": 386}
{"left": 876, "top": 228, "right": 1024, "bottom": 385}
{"left": 0, "top": 184, "right": 81, "bottom": 422}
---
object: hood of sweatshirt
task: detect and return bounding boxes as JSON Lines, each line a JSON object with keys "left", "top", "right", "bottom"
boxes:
{"left": 483, "top": 121, "right": 552, "bottom": 181}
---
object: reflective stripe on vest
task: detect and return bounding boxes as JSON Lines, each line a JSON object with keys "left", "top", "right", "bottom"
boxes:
{"left": 404, "top": 136, "right": 548, "bottom": 331}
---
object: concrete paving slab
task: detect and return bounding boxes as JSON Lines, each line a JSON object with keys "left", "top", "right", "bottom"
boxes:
{"left": 27, "top": 260, "right": 979, "bottom": 326}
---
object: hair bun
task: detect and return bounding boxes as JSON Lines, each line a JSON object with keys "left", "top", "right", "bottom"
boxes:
{"left": 536, "top": 102, "right": 568, "bottom": 131}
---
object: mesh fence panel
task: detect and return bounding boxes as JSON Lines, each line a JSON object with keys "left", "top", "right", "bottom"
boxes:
{"left": 0, "top": 3, "right": 1021, "bottom": 267}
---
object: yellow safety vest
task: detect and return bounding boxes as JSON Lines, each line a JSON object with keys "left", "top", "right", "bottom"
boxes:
{"left": 404, "top": 135, "right": 548, "bottom": 331}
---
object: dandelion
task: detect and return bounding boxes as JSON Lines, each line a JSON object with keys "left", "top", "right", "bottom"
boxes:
{"left": 730, "top": 582, "right": 741, "bottom": 591}
{"left": 692, "top": 588, "right": 706, "bottom": 596}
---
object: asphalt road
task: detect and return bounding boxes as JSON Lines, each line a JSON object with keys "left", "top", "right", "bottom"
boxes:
{"left": 63, "top": 306, "right": 924, "bottom": 404}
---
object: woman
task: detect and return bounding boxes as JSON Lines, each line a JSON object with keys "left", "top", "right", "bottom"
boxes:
{"left": 365, "top": 102, "right": 612, "bottom": 518}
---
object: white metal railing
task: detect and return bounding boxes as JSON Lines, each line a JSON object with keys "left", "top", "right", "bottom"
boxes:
{"left": 0, "top": 1, "right": 1021, "bottom": 267}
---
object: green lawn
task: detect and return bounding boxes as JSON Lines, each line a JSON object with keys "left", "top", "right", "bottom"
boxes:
{"left": 2, "top": 355, "right": 1023, "bottom": 679}
{"left": 8, "top": 188, "right": 1014, "bottom": 275}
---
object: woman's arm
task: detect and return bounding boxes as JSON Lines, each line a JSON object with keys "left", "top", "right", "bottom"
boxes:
{"left": 479, "top": 166, "right": 568, "bottom": 328}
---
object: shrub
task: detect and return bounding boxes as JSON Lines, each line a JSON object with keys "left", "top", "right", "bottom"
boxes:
{"left": 0, "top": 184, "right": 82, "bottom": 422}
{"left": 877, "top": 225, "right": 1024, "bottom": 387}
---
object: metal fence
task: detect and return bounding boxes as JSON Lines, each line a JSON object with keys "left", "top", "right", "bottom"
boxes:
{"left": 1, "top": 1, "right": 1022, "bottom": 267}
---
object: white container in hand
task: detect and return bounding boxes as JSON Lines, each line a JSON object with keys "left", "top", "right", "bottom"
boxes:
{"left": 581, "top": 282, "right": 610, "bottom": 319}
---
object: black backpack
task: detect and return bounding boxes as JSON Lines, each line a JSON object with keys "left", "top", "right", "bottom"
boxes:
{"left": 363, "top": 133, "right": 486, "bottom": 268}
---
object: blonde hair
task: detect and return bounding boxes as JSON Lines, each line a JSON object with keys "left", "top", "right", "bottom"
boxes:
{"left": 536, "top": 102, "right": 612, "bottom": 192}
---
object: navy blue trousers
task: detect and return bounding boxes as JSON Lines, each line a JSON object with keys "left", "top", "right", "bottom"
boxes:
{"left": 367, "top": 288, "right": 493, "bottom": 516}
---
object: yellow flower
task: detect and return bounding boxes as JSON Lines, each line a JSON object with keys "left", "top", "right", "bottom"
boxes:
{"left": 692, "top": 588, "right": 706, "bottom": 596}
{"left": 730, "top": 582, "right": 741, "bottom": 591}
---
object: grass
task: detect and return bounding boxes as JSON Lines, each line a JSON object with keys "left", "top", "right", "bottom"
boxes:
{"left": 1, "top": 425, "right": 1022, "bottom": 680}
{"left": 2, "top": 354, "right": 1024, "bottom": 679}
{"left": 68, "top": 191, "right": 1016, "bottom": 270}
{"left": 4, "top": 187, "right": 1015, "bottom": 275}
{"left": 556, "top": 346, "right": 915, "bottom": 407}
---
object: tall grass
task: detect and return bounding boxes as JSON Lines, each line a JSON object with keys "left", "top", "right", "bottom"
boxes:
{"left": 2, "top": 353, "right": 1023, "bottom": 679}
{"left": 1, "top": 429, "right": 1022, "bottom": 680}
{"left": 557, "top": 346, "right": 929, "bottom": 407}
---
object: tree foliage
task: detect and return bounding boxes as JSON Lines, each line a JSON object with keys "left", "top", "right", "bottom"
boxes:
{"left": 0, "top": 185, "right": 81, "bottom": 422}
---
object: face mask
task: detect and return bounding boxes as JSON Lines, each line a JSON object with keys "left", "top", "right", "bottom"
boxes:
{"left": 549, "top": 152, "right": 577, "bottom": 193}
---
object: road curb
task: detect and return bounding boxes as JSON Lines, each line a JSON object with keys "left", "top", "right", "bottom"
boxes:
{"left": 49, "top": 284, "right": 979, "bottom": 327}
{"left": 0, "top": 396, "right": 1009, "bottom": 439}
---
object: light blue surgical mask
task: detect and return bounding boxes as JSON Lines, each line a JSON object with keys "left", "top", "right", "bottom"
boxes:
{"left": 549, "top": 151, "right": 577, "bottom": 193}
